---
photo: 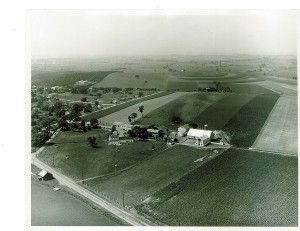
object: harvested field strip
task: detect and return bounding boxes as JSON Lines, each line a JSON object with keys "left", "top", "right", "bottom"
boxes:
{"left": 89, "top": 146, "right": 216, "bottom": 206}
{"left": 252, "top": 96, "right": 297, "bottom": 155}
{"left": 223, "top": 94, "right": 280, "bottom": 147}
{"left": 135, "top": 93, "right": 228, "bottom": 130}
{"left": 137, "top": 148, "right": 298, "bottom": 226}
{"left": 95, "top": 92, "right": 196, "bottom": 125}
{"left": 81, "top": 91, "right": 172, "bottom": 121}
{"left": 254, "top": 80, "right": 297, "bottom": 95}
{"left": 226, "top": 83, "right": 277, "bottom": 94}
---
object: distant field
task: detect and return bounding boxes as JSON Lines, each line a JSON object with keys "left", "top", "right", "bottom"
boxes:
{"left": 137, "top": 93, "right": 256, "bottom": 130}
{"left": 223, "top": 94, "right": 280, "bottom": 147}
{"left": 38, "top": 130, "right": 167, "bottom": 180}
{"left": 137, "top": 148, "right": 298, "bottom": 226}
{"left": 252, "top": 96, "right": 297, "bottom": 154}
{"left": 31, "top": 71, "right": 115, "bottom": 87}
{"left": 81, "top": 91, "right": 172, "bottom": 121}
{"left": 89, "top": 145, "right": 221, "bottom": 206}
{"left": 95, "top": 72, "right": 169, "bottom": 90}
{"left": 254, "top": 80, "right": 297, "bottom": 95}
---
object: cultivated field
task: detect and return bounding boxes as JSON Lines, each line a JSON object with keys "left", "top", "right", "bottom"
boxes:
{"left": 137, "top": 148, "right": 298, "bottom": 226}
{"left": 252, "top": 95, "right": 298, "bottom": 154}
{"left": 89, "top": 145, "right": 224, "bottom": 206}
{"left": 223, "top": 94, "right": 279, "bottom": 147}
{"left": 137, "top": 93, "right": 256, "bottom": 130}
{"left": 254, "top": 80, "right": 297, "bottom": 95}
{"left": 95, "top": 92, "right": 197, "bottom": 124}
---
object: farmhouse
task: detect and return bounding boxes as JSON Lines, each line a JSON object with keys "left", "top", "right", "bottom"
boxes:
{"left": 108, "top": 130, "right": 134, "bottom": 145}
{"left": 147, "top": 129, "right": 159, "bottom": 138}
{"left": 187, "top": 128, "right": 214, "bottom": 146}
{"left": 177, "top": 124, "right": 190, "bottom": 137}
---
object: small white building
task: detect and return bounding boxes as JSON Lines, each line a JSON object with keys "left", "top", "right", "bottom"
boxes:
{"left": 187, "top": 128, "right": 214, "bottom": 146}
{"left": 177, "top": 124, "right": 190, "bottom": 137}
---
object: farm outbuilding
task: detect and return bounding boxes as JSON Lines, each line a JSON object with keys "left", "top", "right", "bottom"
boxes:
{"left": 177, "top": 124, "right": 190, "bottom": 137}
{"left": 38, "top": 170, "right": 53, "bottom": 181}
{"left": 187, "top": 128, "right": 214, "bottom": 146}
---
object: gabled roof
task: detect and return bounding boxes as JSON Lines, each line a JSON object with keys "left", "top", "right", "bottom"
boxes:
{"left": 187, "top": 129, "right": 213, "bottom": 138}
{"left": 178, "top": 124, "right": 190, "bottom": 131}
{"left": 38, "top": 170, "right": 48, "bottom": 177}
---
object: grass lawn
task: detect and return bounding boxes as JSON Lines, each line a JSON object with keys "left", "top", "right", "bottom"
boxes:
{"left": 223, "top": 94, "right": 280, "bottom": 147}
{"left": 89, "top": 145, "right": 223, "bottom": 206}
{"left": 38, "top": 129, "right": 167, "bottom": 180}
{"left": 81, "top": 91, "right": 172, "bottom": 121}
{"left": 137, "top": 148, "right": 298, "bottom": 226}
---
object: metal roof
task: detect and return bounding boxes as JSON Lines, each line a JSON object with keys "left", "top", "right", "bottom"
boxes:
{"left": 187, "top": 129, "right": 213, "bottom": 138}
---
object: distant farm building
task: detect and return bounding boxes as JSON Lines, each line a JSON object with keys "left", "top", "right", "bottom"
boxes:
{"left": 76, "top": 80, "right": 91, "bottom": 85}
{"left": 187, "top": 128, "right": 214, "bottom": 146}
{"left": 177, "top": 124, "right": 190, "bottom": 137}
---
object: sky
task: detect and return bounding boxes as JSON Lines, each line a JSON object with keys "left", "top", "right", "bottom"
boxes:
{"left": 29, "top": 10, "right": 298, "bottom": 59}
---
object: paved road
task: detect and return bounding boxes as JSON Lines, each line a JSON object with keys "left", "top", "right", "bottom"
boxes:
{"left": 31, "top": 155, "right": 156, "bottom": 226}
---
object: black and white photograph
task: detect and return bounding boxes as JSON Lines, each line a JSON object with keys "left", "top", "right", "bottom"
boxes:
{"left": 27, "top": 9, "right": 298, "bottom": 228}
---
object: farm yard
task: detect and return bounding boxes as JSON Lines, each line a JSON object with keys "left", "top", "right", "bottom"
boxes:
{"left": 88, "top": 145, "right": 225, "bottom": 206}
{"left": 37, "top": 129, "right": 167, "bottom": 180}
{"left": 252, "top": 95, "right": 297, "bottom": 155}
{"left": 137, "top": 148, "right": 298, "bottom": 226}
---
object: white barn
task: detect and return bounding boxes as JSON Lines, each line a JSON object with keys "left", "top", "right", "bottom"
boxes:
{"left": 177, "top": 124, "right": 190, "bottom": 137}
{"left": 187, "top": 128, "right": 214, "bottom": 146}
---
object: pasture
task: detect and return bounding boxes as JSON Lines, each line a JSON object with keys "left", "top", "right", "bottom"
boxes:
{"left": 137, "top": 148, "right": 298, "bottom": 226}
{"left": 89, "top": 145, "right": 223, "bottom": 206}
{"left": 252, "top": 96, "right": 297, "bottom": 155}
{"left": 38, "top": 129, "right": 167, "bottom": 180}
{"left": 223, "top": 94, "right": 280, "bottom": 147}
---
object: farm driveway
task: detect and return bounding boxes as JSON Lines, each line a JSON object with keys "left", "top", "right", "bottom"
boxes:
{"left": 98, "top": 92, "right": 196, "bottom": 124}
{"left": 252, "top": 96, "right": 297, "bottom": 155}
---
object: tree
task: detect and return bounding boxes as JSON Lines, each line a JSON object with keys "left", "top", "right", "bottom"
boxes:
{"left": 128, "top": 115, "right": 132, "bottom": 123}
{"left": 84, "top": 103, "right": 92, "bottom": 113}
{"left": 59, "top": 117, "right": 69, "bottom": 131}
{"left": 94, "top": 100, "right": 99, "bottom": 107}
{"left": 189, "top": 122, "right": 198, "bottom": 128}
{"left": 88, "top": 137, "right": 98, "bottom": 148}
{"left": 97, "top": 93, "right": 102, "bottom": 98}
{"left": 137, "top": 92, "right": 144, "bottom": 97}
{"left": 138, "top": 105, "right": 144, "bottom": 117}
{"left": 81, "top": 97, "right": 87, "bottom": 102}
{"left": 131, "top": 113, "right": 137, "bottom": 122}
{"left": 171, "top": 115, "right": 182, "bottom": 124}
{"left": 90, "top": 118, "right": 98, "bottom": 129}
{"left": 136, "top": 127, "right": 148, "bottom": 140}
{"left": 112, "top": 125, "right": 116, "bottom": 132}
{"left": 158, "top": 129, "right": 165, "bottom": 138}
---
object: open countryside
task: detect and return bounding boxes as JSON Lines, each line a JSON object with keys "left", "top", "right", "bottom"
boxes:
{"left": 30, "top": 12, "right": 297, "bottom": 227}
